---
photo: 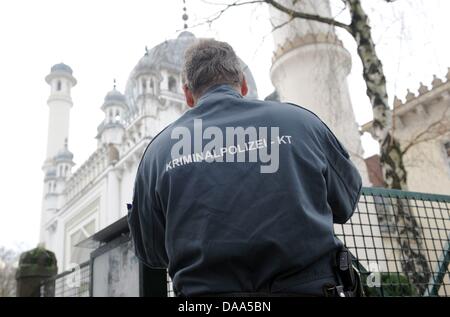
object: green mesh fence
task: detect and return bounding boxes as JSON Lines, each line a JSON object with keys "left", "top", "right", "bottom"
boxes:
{"left": 336, "top": 187, "right": 450, "bottom": 297}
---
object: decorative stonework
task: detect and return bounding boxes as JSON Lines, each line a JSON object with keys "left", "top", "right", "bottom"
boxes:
{"left": 65, "top": 146, "right": 108, "bottom": 202}
{"left": 405, "top": 89, "right": 416, "bottom": 102}
{"left": 272, "top": 32, "right": 343, "bottom": 62}
{"left": 391, "top": 68, "right": 450, "bottom": 110}
{"left": 432, "top": 74, "right": 444, "bottom": 88}
{"left": 393, "top": 96, "right": 403, "bottom": 109}
{"left": 418, "top": 83, "right": 429, "bottom": 95}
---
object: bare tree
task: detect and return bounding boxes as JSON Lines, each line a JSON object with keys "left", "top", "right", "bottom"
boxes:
{"left": 0, "top": 247, "right": 20, "bottom": 297}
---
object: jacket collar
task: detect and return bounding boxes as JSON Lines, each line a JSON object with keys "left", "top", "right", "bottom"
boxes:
{"left": 196, "top": 84, "right": 242, "bottom": 105}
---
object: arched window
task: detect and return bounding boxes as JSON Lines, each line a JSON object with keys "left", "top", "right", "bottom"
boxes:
{"left": 168, "top": 76, "right": 177, "bottom": 92}
{"left": 150, "top": 79, "right": 154, "bottom": 94}
{"left": 142, "top": 79, "right": 147, "bottom": 93}
{"left": 56, "top": 80, "right": 62, "bottom": 91}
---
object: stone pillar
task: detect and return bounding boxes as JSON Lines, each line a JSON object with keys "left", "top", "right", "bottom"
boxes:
{"left": 15, "top": 247, "right": 58, "bottom": 297}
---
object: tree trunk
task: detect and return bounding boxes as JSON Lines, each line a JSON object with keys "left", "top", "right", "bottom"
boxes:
{"left": 346, "top": 0, "right": 406, "bottom": 190}
{"left": 346, "top": 0, "right": 430, "bottom": 293}
{"left": 395, "top": 198, "right": 432, "bottom": 294}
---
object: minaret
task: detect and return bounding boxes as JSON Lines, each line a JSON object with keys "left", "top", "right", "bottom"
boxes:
{"left": 44, "top": 63, "right": 77, "bottom": 159}
{"left": 269, "top": 0, "right": 370, "bottom": 185}
{"left": 96, "top": 80, "right": 126, "bottom": 147}
{"left": 95, "top": 80, "right": 127, "bottom": 226}
{"left": 40, "top": 63, "right": 76, "bottom": 243}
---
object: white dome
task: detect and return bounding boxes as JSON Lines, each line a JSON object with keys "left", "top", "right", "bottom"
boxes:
{"left": 51, "top": 63, "right": 73, "bottom": 74}
{"left": 124, "top": 32, "right": 258, "bottom": 116}
{"left": 103, "top": 88, "right": 127, "bottom": 107}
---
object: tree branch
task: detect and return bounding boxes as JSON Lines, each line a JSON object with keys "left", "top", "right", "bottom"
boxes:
{"left": 190, "top": 0, "right": 266, "bottom": 30}
{"left": 193, "top": 0, "right": 351, "bottom": 33}
{"left": 401, "top": 105, "right": 450, "bottom": 155}
{"left": 270, "top": 14, "right": 295, "bottom": 32}
{"left": 264, "top": 0, "right": 352, "bottom": 33}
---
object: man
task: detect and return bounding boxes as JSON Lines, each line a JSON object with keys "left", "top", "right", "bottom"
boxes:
{"left": 128, "top": 39, "right": 362, "bottom": 297}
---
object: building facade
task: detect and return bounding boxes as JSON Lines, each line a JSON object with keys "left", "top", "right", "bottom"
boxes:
{"left": 363, "top": 70, "right": 450, "bottom": 195}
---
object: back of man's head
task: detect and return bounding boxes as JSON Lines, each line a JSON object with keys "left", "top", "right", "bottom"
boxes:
{"left": 182, "top": 39, "right": 244, "bottom": 99}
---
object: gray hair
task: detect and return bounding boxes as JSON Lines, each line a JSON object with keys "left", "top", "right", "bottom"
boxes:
{"left": 182, "top": 39, "right": 244, "bottom": 97}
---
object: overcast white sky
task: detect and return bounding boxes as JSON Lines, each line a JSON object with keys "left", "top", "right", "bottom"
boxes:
{"left": 1, "top": 0, "right": 449, "bottom": 251}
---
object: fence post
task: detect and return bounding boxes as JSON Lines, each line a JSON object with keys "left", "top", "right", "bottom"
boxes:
{"left": 15, "top": 246, "right": 58, "bottom": 297}
{"left": 424, "top": 237, "right": 450, "bottom": 296}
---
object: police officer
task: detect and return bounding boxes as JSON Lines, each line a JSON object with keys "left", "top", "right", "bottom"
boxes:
{"left": 128, "top": 39, "right": 362, "bottom": 297}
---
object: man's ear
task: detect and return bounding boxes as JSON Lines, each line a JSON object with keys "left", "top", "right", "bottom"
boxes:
{"left": 183, "top": 84, "right": 195, "bottom": 108}
{"left": 241, "top": 76, "right": 248, "bottom": 97}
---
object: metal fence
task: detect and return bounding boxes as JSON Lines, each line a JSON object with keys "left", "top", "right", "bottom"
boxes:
{"left": 40, "top": 261, "right": 91, "bottom": 297}
{"left": 336, "top": 187, "right": 449, "bottom": 297}
{"left": 41, "top": 187, "right": 449, "bottom": 297}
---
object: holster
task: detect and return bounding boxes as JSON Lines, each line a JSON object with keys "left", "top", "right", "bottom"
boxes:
{"left": 323, "top": 247, "right": 363, "bottom": 297}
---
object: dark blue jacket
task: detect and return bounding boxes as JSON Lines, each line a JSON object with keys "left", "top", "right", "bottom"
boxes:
{"left": 128, "top": 84, "right": 362, "bottom": 296}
